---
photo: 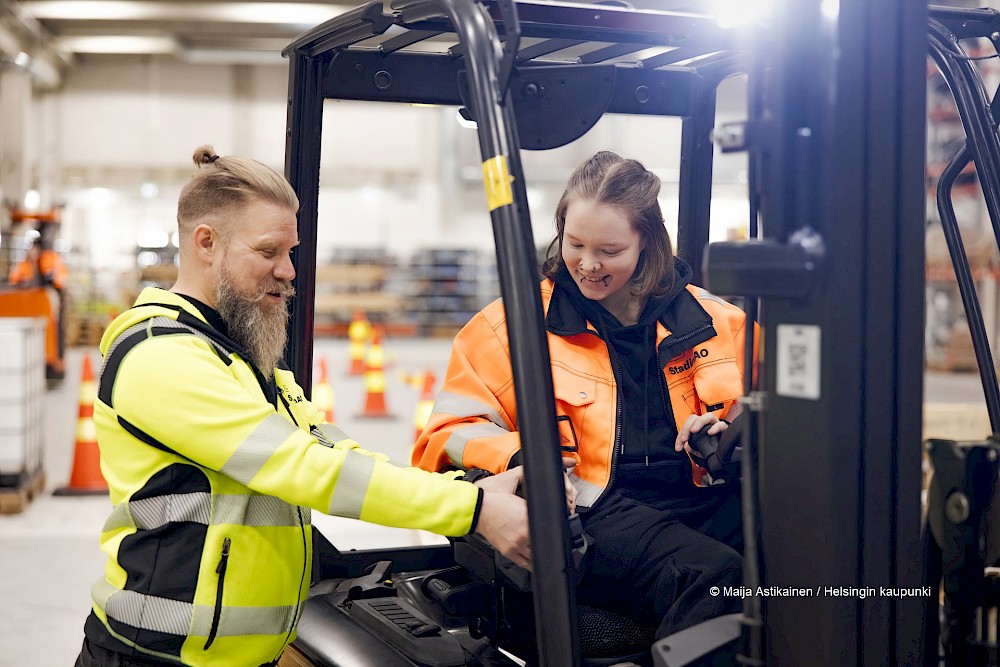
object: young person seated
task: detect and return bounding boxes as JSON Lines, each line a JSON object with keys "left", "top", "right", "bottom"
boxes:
{"left": 413, "top": 150, "right": 753, "bottom": 642}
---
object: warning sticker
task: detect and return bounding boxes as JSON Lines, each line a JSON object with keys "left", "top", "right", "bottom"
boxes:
{"left": 776, "top": 324, "right": 821, "bottom": 400}
{"left": 482, "top": 155, "right": 514, "bottom": 211}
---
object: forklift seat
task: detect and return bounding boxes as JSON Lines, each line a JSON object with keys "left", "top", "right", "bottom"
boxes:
{"left": 447, "top": 530, "right": 657, "bottom": 666}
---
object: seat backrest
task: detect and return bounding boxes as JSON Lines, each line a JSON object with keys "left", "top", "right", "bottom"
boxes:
{"left": 451, "top": 533, "right": 656, "bottom": 665}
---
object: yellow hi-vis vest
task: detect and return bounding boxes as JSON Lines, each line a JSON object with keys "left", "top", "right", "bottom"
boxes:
{"left": 88, "top": 288, "right": 478, "bottom": 666}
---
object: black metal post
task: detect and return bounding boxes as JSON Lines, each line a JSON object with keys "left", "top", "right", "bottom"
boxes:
{"left": 677, "top": 86, "right": 717, "bottom": 285}
{"left": 751, "top": 0, "right": 926, "bottom": 663}
{"left": 283, "top": 51, "right": 325, "bottom": 392}
{"left": 935, "top": 147, "right": 1000, "bottom": 432}
{"left": 434, "top": 1, "right": 579, "bottom": 664}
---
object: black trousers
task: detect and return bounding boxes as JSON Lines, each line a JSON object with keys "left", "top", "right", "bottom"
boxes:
{"left": 74, "top": 636, "right": 281, "bottom": 667}
{"left": 74, "top": 638, "right": 182, "bottom": 667}
{"left": 576, "top": 488, "right": 743, "bottom": 640}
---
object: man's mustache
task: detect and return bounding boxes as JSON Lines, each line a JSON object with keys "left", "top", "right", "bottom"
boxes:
{"left": 258, "top": 282, "right": 295, "bottom": 300}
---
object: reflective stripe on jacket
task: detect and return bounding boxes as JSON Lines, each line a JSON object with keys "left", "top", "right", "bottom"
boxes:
{"left": 90, "top": 287, "right": 478, "bottom": 666}
{"left": 412, "top": 280, "right": 753, "bottom": 510}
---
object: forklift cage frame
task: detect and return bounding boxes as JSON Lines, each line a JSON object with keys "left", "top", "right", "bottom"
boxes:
{"left": 283, "top": 2, "right": 746, "bottom": 664}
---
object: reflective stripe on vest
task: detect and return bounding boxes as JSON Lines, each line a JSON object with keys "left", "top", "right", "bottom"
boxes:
{"left": 220, "top": 414, "right": 300, "bottom": 485}
{"left": 431, "top": 391, "right": 508, "bottom": 429}
{"left": 444, "top": 422, "right": 511, "bottom": 468}
{"left": 313, "top": 423, "right": 350, "bottom": 446}
{"left": 327, "top": 450, "right": 377, "bottom": 518}
{"left": 92, "top": 580, "right": 297, "bottom": 638}
{"left": 567, "top": 471, "right": 604, "bottom": 509}
{"left": 102, "top": 492, "right": 304, "bottom": 533}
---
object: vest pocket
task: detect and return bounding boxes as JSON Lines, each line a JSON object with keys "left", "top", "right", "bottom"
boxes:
{"left": 551, "top": 366, "right": 597, "bottom": 454}
{"left": 204, "top": 537, "right": 231, "bottom": 650}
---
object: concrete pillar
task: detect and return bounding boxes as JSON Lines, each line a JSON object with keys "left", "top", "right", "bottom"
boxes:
{"left": 0, "top": 66, "right": 33, "bottom": 212}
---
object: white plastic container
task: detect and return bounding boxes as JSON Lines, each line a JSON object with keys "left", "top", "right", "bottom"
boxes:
{"left": 0, "top": 317, "right": 45, "bottom": 486}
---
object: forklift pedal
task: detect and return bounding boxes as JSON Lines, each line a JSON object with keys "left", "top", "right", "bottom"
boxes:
{"left": 346, "top": 596, "right": 467, "bottom": 667}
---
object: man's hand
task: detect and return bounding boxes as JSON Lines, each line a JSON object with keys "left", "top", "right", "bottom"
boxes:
{"left": 675, "top": 413, "right": 728, "bottom": 454}
{"left": 476, "top": 459, "right": 578, "bottom": 514}
{"left": 474, "top": 491, "right": 531, "bottom": 570}
{"left": 474, "top": 466, "right": 523, "bottom": 495}
{"left": 470, "top": 456, "right": 582, "bottom": 569}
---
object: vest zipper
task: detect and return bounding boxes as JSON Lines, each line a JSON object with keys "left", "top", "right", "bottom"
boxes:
{"left": 277, "top": 389, "right": 301, "bottom": 427}
{"left": 658, "top": 323, "right": 715, "bottom": 360}
{"left": 584, "top": 330, "right": 622, "bottom": 509}
{"left": 204, "top": 537, "right": 231, "bottom": 650}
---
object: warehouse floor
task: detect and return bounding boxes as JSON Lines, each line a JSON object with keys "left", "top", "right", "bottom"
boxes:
{"left": 0, "top": 340, "right": 991, "bottom": 666}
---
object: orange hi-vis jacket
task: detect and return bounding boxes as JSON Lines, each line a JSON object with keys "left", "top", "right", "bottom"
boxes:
{"left": 8, "top": 249, "right": 67, "bottom": 289}
{"left": 412, "top": 278, "right": 754, "bottom": 510}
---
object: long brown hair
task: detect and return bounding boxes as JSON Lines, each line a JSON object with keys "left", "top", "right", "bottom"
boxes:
{"left": 541, "top": 151, "right": 674, "bottom": 297}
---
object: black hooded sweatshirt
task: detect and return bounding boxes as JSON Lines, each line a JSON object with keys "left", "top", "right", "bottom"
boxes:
{"left": 553, "top": 259, "right": 707, "bottom": 502}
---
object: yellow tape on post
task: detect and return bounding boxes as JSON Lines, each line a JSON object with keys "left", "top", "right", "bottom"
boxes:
{"left": 482, "top": 155, "right": 515, "bottom": 211}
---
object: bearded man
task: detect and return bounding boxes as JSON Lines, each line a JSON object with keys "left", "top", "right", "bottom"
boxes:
{"left": 75, "top": 146, "right": 536, "bottom": 667}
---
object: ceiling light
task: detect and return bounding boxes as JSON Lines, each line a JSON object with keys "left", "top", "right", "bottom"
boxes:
{"left": 707, "top": 0, "right": 775, "bottom": 29}
{"left": 60, "top": 35, "right": 178, "bottom": 55}
{"left": 23, "top": 189, "right": 41, "bottom": 210}
{"left": 20, "top": 2, "right": 352, "bottom": 26}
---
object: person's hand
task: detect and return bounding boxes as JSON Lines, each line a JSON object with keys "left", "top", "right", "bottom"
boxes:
{"left": 475, "top": 459, "right": 578, "bottom": 514}
{"left": 474, "top": 466, "right": 523, "bottom": 495}
{"left": 562, "top": 457, "right": 578, "bottom": 514}
{"left": 474, "top": 491, "right": 531, "bottom": 570}
{"left": 675, "top": 413, "right": 728, "bottom": 454}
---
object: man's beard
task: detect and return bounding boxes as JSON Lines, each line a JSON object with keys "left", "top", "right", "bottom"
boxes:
{"left": 215, "top": 267, "right": 294, "bottom": 380}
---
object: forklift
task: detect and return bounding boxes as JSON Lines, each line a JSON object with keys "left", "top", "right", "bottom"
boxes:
{"left": 278, "top": 0, "right": 1000, "bottom": 664}
{"left": 1, "top": 207, "right": 67, "bottom": 383}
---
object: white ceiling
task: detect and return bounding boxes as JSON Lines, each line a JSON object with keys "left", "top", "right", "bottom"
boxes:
{"left": 1, "top": 0, "right": 708, "bottom": 86}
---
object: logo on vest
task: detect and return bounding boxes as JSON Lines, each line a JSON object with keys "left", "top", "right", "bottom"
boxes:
{"left": 280, "top": 384, "right": 304, "bottom": 403}
{"left": 668, "top": 348, "right": 709, "bottom": 375}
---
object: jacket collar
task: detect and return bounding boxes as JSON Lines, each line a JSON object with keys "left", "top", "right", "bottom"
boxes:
{"left": 544, "top": 259, "right": 717, "bottom": 360}
{"left": 127, "top": 287, "right": 281, "bottom": 404}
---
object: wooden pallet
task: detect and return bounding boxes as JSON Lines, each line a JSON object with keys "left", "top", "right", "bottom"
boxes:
{"left": 0, "top": 468, "right": 46, "bottom": 515}
{"left": 278, "top": 644, "right": 319, "bottom": 667}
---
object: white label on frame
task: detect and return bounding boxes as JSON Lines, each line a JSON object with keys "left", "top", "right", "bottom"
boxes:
{"left": 776, "top": 324, "right": 821, "bottom": 400}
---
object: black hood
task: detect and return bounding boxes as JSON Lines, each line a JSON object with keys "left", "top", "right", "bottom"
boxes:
{"left": 549, "top": 259, "right": 701, "bottom": 334}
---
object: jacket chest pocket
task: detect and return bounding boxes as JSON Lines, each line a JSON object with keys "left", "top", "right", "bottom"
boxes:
{"left": 664, "top": 362, "right": 700, "bottom": 420}
{"left": 551, "top": 366, "right": 598, "bottom": 454}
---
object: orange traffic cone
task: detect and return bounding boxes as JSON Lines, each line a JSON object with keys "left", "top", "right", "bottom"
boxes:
{"left": 357, "top": 330, "right": 395, "bottom": 419}
{"left": 412, "top": 370, "right": 436, "bottom": 443}
{"left": 54, "top": 355, "right": 108, "bottom": 496}
{"left": 347, "top": 311, "right": 371, "bottom": 376}
{"left": 312, "top": 355, "right": 336, "bottom": 423}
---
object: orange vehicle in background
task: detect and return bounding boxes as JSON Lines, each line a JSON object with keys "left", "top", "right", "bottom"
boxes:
{"left": 1, "top": 209, "right": 67, "bottom": 383}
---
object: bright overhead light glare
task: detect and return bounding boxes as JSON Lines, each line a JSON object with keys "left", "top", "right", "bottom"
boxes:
{"left": 23, "top": 189, "right": 41, "bottom": 210}
{"left": 140, "top": 182, "right": 158, "bottom": 199}
{"left": 60, "top": 35, "right": 178, "bottom": 55}
{"left": 20, "top": 2, "right": 351, "bottom": 25}
{"left": 708, "top": 0, "right": 775, "bottom": 29}
{"left": 137, "top": 230, "right": 169, "bottom": 249}
{"left": 13, "top": 51, "right": 30, "bottom": 67}
{"left": 821, "top": 0, "right": 840, "bottom": 22}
